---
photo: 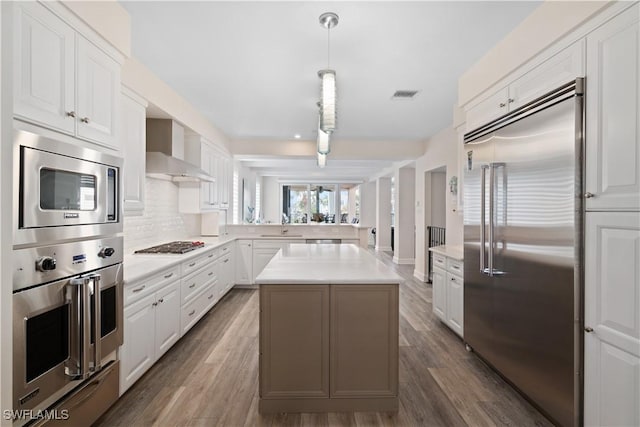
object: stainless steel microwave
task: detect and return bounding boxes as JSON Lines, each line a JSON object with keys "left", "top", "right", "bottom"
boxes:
{"left": 14, "top": 130, "right": 123, "bottom": 246}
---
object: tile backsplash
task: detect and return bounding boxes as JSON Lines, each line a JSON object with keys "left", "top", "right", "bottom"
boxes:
{"left": 123, "top": 178, "right": 200, "bottom": 253}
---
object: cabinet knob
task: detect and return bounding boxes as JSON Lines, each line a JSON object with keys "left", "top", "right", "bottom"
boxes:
{"left": 66, "top": 111, "right": 76, "bottom": 118}
{"left": 80, "top": 117, "right": 90, "bottom": 123}
{"left": 499, "top": 102, "right": 506, "bottom": 108}
{"left": 585, "top": 326, "right": 594, "bottom": 333}
{"left": 584, "top": 192, "right": 595, "bottom": 199}
{"left": 158, "top": 298, "right": 164, "bottom": 304}
{"left": 152, "top": 302, "right": 158, "bottom": 307}
{"left": 508, "top": 98, "right": 515, "bottom": 104}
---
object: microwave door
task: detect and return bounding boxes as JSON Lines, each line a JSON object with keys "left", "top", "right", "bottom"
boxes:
{"left": 20, "top": 146, "right": 110, "bottom": 229}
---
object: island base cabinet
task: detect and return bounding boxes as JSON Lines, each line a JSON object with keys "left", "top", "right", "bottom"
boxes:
{"left": 330, "top": 285, "right": 398, "bottom": 398}
{"left": 259, "top": 284, "right": 399, "bottom": 413}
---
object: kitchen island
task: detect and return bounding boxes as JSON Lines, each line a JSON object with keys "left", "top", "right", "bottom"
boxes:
{"left": 255, "top": 244, "right": 402, "bottom": 413}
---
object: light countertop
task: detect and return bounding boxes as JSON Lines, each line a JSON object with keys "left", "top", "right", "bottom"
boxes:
{"left": 255, "top": 243, "right": 403, "bottom": 285}
{"left": 428, "top": 245, "right": 464, "bottom": 261}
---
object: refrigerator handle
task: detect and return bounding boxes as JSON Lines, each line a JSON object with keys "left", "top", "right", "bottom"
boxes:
{"left": 480, "top": 165, "right": 488, "bottom": 273}
{"left": 488, "top": 164, "right": 495, "bottom": 277}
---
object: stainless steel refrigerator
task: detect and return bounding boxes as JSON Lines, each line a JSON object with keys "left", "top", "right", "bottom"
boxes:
{"left": 463, "top": 79, "right": 583, "bottom": 427}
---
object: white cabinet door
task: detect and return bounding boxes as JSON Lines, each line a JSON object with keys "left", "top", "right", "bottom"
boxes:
{"left": 235, "top": 240, "right": 253, "bottom": 285}
{"left": 154, "top": 282, "right": 181, "bottom": 359}
{"left": 120, "top": 294, "right": 156, "bottom": 395}
{"left": 76, "top": 37, "right": 120, "bottom": 149}
{"left": 585, "top": 4, "right": 640, "bottom": 211}
{"left": 446, "top": 273, "right": 464, "bottom": 337}
{"left": 220, "top": 157, "right": 230, "bottom": 208}
{"left": 465, "top": 87, "right": 509, "bottom": 132}
{"left": 121, "top": 89, "right": 147, "bottom": 214}
{"left": 509, "top": 40, "right": 585, "bottom": 110}
{"left": 201, "top": 143, "right": 215, "bottom": 208}
{"left": 584, "top": 211, "right": 640, "bottom": 427}
{"left": 13, "top": 2, "right": 75, "bottom": 135}
{"left": 432, "top": 267, "right": 446, "bottom": 321}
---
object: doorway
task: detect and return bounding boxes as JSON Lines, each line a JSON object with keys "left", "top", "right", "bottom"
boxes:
{"left": 424, "top": 167, "right": 446, "bottom": 281}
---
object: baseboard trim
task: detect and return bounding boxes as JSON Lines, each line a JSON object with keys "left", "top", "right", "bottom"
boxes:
{"left": 413, "top": 270, "right": 428, "bottom": 282}
{"left": 234, "top": 284, "right": 258, "bottom": 290}
{"left": 392, "top": 257, "right": 414, "bottom": 265}
{"left": 375, "top": 246, "right": 393, "bottom": 252}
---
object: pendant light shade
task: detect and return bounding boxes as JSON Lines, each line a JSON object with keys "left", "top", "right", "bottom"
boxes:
{"left": 317, "top": 116, "right": 330, "bottom": 154}
{"left": 319, "top": 69, "right": 336, "bottom": 134}
{"left": 317, "top": 152, "right": 327, "bottom": 168}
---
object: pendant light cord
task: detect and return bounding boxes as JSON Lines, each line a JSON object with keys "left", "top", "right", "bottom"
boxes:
{"left": 327, "top": 25, "right": 331, "bottom": 69}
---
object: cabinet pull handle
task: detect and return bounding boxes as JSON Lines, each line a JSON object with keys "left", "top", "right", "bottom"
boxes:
{"left": 208, "top": 272, "right": 214, "bottom": 276}
{"left": 208, "top": 254, "right": 214, "bottom": 258}
{"left": 508, "top": 98, "right": 514, "bottom": 104}
{"left": 189, "top": 283, "right": 196, "bottom": 289}
{"left": 223, "top": 247, "right": 228, "bottom": 251}
{"left": 224, "top": 259, "right": 229, "bottom": 263}
{"left": 66, "top": 111, "right": 76, "bottom": 118}
{"left": 584, "top": 192, "right": 595, "bottom": 199}
{"left": 80, "top": 117, "right": 90, "bottom": 123}
{"left": 451, "top": 277, "right": 456, "bottom": 281}
{"left": 164, "top": 273, "right": 173, "bottom": 279}
{"left": 188, "top": 310, "right": 196, "bottom": 316}
{"left": 585, "top": 327, "right": 594, "bottom": 333}
{"left": 158, "top": 298, "right": 164, "bottom": 304}
{"left": 188, "top": 262, "right": 196, "bottom": 267}
{"left": 499, "top": 102, "right": 506, "bottom": 108}
{"left": 208, "top": 294, "right": 214, "bottom": 300}
{"left": 152, "top": 302, "right": 158, "bottom": 307}
{"left": 132, "top": 285, "right": 145, "bottom": 293}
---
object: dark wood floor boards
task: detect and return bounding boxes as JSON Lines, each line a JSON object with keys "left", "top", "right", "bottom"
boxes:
{"left": 95, "top": 251, "right": 551, "bottom": 427}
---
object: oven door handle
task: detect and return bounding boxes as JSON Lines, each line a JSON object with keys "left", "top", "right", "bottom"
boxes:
{"left": 66, "top": 276, "right": 92, "bottom": 380}
{"left": 89, "top": 274, "right": 102, "bottom": 372}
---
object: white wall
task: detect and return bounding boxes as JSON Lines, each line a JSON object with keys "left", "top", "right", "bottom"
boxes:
{"left": 431, "top": 172, "right": 447, "bottom": 228}
{"left": 414, "top": 127, "right": 463, "bottom": 282}
{"left": 393, "top": 167, "right": 416, "bottom": 264}
{"left": 262, "top": 176, "right": 280, "bottom": 224}
{"left": 375, "top": 177, "right": 392, "bottom": 252}
{"left": 359, "top": 181, "right": 376, "bottom": 227}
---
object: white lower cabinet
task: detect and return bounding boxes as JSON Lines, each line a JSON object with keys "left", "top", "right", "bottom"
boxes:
{"left": 584, "top": 211, "right": 640, "bottom": 427}
{"left": 120, "top": 280, "right": 180, "bottom": 395}
{"left": 235, "top": 240, "right": 253, "bottom": 285}
{"left": 431, "top": 252, "right": 464, "bottom": 337}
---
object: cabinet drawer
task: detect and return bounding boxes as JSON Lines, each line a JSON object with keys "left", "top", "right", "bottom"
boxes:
{"left": 447, "top": 258, "right": 464, "bottom": 276}
{"left": 432, "top": 253, "right": 447, "bottom": 269}
{"left": 182, "top": 249, "right": 218, "bottom": 276}
{"left": 180, "top": 284, "right": 213, "bottom": 335}
{"left": 124, "top": 265, "right": 180, "bottom": 306}
{"left": 220, "top": 244, "right": 233, "bottom": 256}
{"left": 181, "top": 262, "right": 217, "bottom": 304}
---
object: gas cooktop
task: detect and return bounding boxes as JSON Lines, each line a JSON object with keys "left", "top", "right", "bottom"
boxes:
{"left": 134, "top": 241, "right": 205, "bottom": 254}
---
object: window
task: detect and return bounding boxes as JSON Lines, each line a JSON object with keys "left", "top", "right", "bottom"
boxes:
{"left": 282, "top": 185, "right": 309, "bottom": 223}
{"left": 282, "top": 183, "right": 349, "bottom": 224}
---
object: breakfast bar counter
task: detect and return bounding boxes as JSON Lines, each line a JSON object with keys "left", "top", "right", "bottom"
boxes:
{"left": 255, "top": 244, "right": 402, "bottom": 413}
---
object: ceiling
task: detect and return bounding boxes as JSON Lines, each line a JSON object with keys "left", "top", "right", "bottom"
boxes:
{"left": 121, "top": 1, "right": 540, "bottom": 180}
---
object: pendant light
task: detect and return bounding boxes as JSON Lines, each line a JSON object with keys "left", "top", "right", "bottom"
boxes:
{"left": 317, "top": 152, "right": 327, "bottom": 168}
{"left": 318, "top": 12, "right": 338, "bottom": 134}
{"left": 317, "top": 109, "right": 330, "bottom": 155}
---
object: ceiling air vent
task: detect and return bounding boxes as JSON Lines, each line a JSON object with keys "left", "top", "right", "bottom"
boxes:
{"left": 391, "top": 90, "right": 419, "bottom": 100}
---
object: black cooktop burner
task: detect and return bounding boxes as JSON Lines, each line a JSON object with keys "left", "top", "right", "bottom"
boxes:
{"left": 134, "top": 241, "right": 205, "bottom": 254}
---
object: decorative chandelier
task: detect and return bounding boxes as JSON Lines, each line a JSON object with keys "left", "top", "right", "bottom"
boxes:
{"left": 317, "top": 110, "right": 330, "bottom": 155}
{"left": 318, "top": 12, "right": 338, "bottom": 135}
{"left": 317, "top": 152, "right": 327, "bottom": 168}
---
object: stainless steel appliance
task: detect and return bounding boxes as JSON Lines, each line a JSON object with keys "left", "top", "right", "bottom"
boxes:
{"left": 463, "top": 79, "right": 583, "bottom": 427}
{"left": 134, "top": 240, "right": 205, "bottom": 254}
{"left": 13, "top": 130, "right": 123, "bottom": 247}
{"left": 12, "top": 237, "right": 123, "bottom": 425}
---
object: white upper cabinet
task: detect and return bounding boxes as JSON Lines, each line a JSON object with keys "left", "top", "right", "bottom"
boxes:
{"left": 13, "top": 2, "right": 121, "bottom": 151}
{"left": 13, "top": 1, "right": 75, "bottom": 135}
{"left": 121, "top": 88, "right": 148, "bottom": 215}
{"left": 585, "top": 4, "right": 640, "bottom": 211}
{"left": 76, "top": 37, "right": 120, "bottom": 148}
{"left": 466, "top": 40, "right": 584, "bottom": 132}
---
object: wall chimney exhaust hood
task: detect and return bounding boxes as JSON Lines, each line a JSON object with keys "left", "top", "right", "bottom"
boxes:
{"left": 145, "top": 119, "right": 215, "bottom": 182}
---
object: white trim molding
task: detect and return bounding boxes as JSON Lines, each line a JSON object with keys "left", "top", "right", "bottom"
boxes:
{"left": 413, "top": 270, "right": 428, "bottom": 282}
{"left": 393, "top": 256, "right": 415, "bottom": 265}
{"left": 375, "top": 245, "right": 393, "bottom": 252}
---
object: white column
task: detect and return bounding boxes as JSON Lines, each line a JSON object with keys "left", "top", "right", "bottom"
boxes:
{"left": 359, "top": 181, "right": 376, "bottom": 227}
{"left": 376, "top": 177, "right": 392, "bottom": 252}
{"left": 393, "top": 168, "right": 416, "bottom": 264}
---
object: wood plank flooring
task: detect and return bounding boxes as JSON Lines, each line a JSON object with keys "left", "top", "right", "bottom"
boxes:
{"left": 95, "top": 251, "right": 551, "bottom": 427}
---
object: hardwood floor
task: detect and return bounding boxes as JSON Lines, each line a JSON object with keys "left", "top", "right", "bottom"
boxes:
{"left": 96, "top": 251, "right": 551, "bottom": 427}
